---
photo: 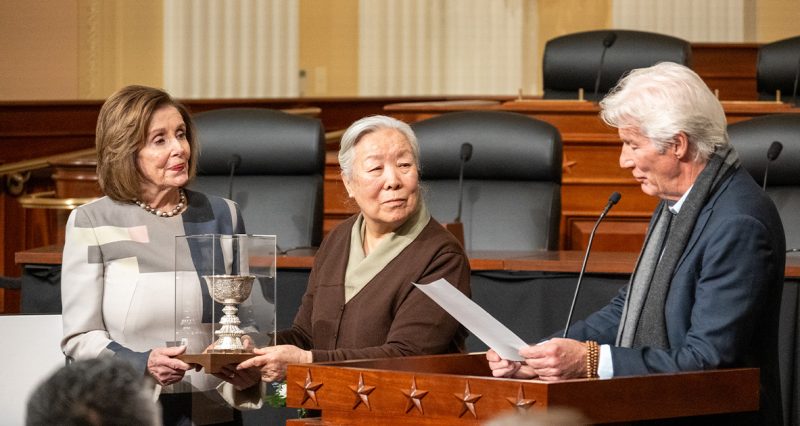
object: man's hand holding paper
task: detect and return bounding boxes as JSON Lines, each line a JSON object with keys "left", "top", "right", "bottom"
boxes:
{"left": 413, "top": 278, "right": 527, "bottom": 361}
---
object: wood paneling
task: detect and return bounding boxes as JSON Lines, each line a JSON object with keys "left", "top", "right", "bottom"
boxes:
{"left": 285, "top": 354, "right": 759, "bottom": 424}
{"left": 0, "top": 96, "right": 506, "bottom": 164}
{"left": 692, "top": 43, "right": 759, "bottom": 100}
{"left": 0, "top": 41, "right": 795, "bottom": 270}
{"left": 385, "top": 99, "right": 799, "bottom": 252}
{"left": 18, "top": 245, "right": 800, "bottom": 278}
{"left": 568, "top": 219, "right": 648, "bottom": 253}
{"left": 0, "top": 168, "right": 61, "bottom": 276}
{"left": 0, "top": 288, "right": 20, "bottom": 314}
{"left": 0, "top": 96, "right": 491, "bottom": 275}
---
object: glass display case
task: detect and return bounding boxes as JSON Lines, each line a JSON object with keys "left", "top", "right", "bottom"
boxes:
{"left": 173, "top": 234, "right": 276, "bottom": 372}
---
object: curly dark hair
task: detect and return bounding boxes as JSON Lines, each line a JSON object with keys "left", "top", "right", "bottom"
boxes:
{"left": 26, "top": 357, "right": 160, "bottom": 425}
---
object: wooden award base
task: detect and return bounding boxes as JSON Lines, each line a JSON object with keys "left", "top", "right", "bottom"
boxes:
{"left": 178, "top": 353, "right": 256, "bottom": 373}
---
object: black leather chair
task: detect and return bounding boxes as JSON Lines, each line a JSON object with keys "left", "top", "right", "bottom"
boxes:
{"left": 728, "top": 114, "right": 800, "bottom": 250}
{"left": 757, "top": 35, "right": 800, "bottom": 104}
{"left": 191, "top": 108, "right": 325, "bottom": 251}
{"left": 411, "top": 111, "right": 562, "bottom": 251}
{"left": 543, "top": 30, "right": 692, "bottom": 101}
{"left": 728, "top": 113, "right": 800, "bottom": 426}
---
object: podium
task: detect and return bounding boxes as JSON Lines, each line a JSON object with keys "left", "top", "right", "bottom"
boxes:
{"left": 286, "top": 353, "right": 758, "bottom": 425}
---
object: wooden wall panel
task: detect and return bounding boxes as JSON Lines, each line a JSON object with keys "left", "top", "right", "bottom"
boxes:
{"left": 1, "top": 97, "right": 475, "bottom": 276}
{"left": 0, "top": 172, "right": 61, "bottom": 276}
{"left": 568, "top": 219, "right": 648, "bottom": 253}
{"left": 386, "top": 99, "right": 798, "bottom": 252}
{"left": 562, "top": 141, "right": 629, "bottom": 182}
{"left": 692, "top": 43, "right": 759, "bottom": 101}
{"left": 0, "top": 41, "right": 795, "bottom": 271}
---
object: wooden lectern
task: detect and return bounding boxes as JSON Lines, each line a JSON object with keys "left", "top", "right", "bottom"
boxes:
{"left": 286, "top": 353, "right": 758, "bottom": 425}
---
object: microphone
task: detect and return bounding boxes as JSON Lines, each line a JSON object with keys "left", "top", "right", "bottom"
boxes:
{"left": 443, "top": 143, "right": 473, "bottom": 246}
{"left": 455, "top": 142, "right": 473, "bottom": 223}
{"left": 763, "top": 141, "right": 783, "bottom": 190}
{"left": 227, "top": 154, "right": 241, "bottom": 200}
{"left": 593, "top": 32, "right": 617, "bottom": 100}
{"left": 563, "top": 192, "right": 621, "bottom": 338}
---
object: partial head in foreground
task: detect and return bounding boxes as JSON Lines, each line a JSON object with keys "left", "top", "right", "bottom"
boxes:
{"left": 26, "top": 357, "right": 161, "bottom": 426}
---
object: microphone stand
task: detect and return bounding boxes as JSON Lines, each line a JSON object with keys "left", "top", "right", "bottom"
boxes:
{"left": 228, "top": 154, "right": 241, "bottom": 200}
{"left": 593, "top": 32, "right": 617, "bottom": 101}
{"left": 563, "top": 192, "right": 621, "bottom": 338}
{"left": 455, "top": 144, "right": 472, "bottom": 223}
{"left": 445, "top": 143, "right": 473, "bottom": 247}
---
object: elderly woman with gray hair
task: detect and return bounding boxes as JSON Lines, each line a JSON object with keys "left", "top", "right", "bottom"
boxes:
{"left": 235, "top": 115, "right": 471, "bottom": 382}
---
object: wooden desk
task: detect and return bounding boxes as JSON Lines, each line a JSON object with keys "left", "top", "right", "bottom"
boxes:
{"left": 0, "top": 96, "right": 515, "bottom": 277}
{"left": 13, "top": 245, "right": 545, "bottom": 272}
{"left": 14, "top": 244, "right": 317, "bottom": 270}
{"left": 383, "top": 99, "right": 800, "bottom": 253}
{"left": 17, "top": 246, "right": 799, "bottom": 425}
{"left": 286, "top": 353, "right": 759, "bottom": 425}
{"left": 16, "top": 244, "right": 800, "bottom": 277}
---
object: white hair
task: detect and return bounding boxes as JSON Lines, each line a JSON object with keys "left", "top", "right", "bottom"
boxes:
{"left": 600, "top": 62, "right": 728, "bottom": 161}
{"left": 338, "top": 115, "right": 420, "bottom": 180}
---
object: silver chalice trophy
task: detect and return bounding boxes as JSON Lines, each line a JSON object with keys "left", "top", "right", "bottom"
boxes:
{"left": 174, "top": 234, "right": 276, "bottom": 373}
{"left": 203, "top": 274, "right": 256, "bottom": 352}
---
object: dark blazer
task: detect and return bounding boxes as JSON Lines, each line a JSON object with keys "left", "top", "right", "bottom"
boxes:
{"left": 567, "top": 167, "right": 785, "bottom": 424}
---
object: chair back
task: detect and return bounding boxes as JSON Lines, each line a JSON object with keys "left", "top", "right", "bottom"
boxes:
{"left": 543, "top": 30, "right": 691, "bottom": 101}
{"left": 191, "top": 108, "right": 325, "bottom": 250}
{"left": 411, "top": 111, "right": 562, "bottom": 251}
{"left": 728, "top": 114, "right": 800, "bottom": 249}
{"left": 756, "top": 35, "right": 800, "bottom": 103}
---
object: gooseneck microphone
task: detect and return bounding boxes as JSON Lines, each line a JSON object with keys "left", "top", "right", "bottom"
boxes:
{"left": 454, "top": 142, "right": 473, "bottom": 223}
{"left": 763, "top": 141, "right": 783, "bottom": 191}
{"left": 563, "top": 192, "right": 621, "bottom": 338}
{"left": 593, "top": 32, "right": 618, "bottom": 100}
{"left": 227, "top": 154, "right": 242, "bottom": 200}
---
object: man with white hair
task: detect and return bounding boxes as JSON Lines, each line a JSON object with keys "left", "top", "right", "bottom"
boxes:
{"left": 488, "top": 62, "right": 785, "bottom": 424}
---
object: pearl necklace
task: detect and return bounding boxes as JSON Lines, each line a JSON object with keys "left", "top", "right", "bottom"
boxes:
{"left": 135, "top": 189, "right": 187, "bottom": 217}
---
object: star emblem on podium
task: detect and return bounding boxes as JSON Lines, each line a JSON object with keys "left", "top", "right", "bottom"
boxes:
{"left": 506, "top": 384, "right": 536, "bottom": 412}
{"left": 295, "top": 369, "right": 323, "bottom": 406}
{"left": 349, "top": 373, "right": 376, "bottom": 410}
{"left": 453, "top": 380, "right": 482, "bottom": 418}
{"left": 401, "top": 375, "right": 429, "bottom": 414}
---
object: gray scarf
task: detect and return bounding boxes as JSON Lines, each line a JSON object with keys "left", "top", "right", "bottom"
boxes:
{"left": 617, "top": 144, "right": 740, "bottom": 349}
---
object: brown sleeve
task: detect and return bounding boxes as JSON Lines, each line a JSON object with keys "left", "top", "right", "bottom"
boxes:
{"left": 311, "top": 245, "right": 471, "bottom": 362}
{"left": 274, "top": 266, "right": 316, "bottom": 349}
{"left": 275, "top": 216, "right": 351, "bottom": 349}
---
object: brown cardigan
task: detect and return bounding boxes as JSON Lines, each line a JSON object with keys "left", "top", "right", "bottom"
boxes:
{"left": 276, "top": 214, "right": 472, "bottom": 362}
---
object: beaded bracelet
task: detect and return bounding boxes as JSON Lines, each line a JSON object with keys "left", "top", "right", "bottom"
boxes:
{"left": 585, "top": 340, "right": 599, "bottom": 378}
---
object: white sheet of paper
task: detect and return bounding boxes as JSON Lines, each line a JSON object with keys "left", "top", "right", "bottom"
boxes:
{"left": 414, "top": 278, "right": 527, "bottom": 361}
